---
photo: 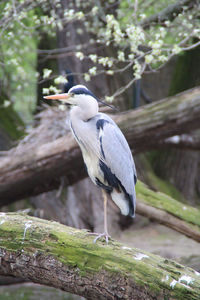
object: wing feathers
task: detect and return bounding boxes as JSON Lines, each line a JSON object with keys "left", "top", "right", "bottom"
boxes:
{"left": 96, "top": 117, "right": 137, "bottom": 216}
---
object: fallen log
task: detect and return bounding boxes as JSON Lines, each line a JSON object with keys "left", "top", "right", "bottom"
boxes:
{"left": 0, "top": 213, "right": 200, "bottom": 300}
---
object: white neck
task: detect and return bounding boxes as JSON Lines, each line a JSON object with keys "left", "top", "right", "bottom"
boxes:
{"left": 70, "top": 95, "right": 99, "bottom": 121}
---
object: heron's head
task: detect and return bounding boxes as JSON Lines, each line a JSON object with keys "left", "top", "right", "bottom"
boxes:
{"left": 44, "top": 85, "right": 98, "bottom": 106}
{"left": 44, "top": 84, "right": 116, "bottom": 111}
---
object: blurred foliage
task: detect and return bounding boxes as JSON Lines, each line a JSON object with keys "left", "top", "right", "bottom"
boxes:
{"left": 120, "top": 0, "right": 177, "bottom": 23}
{"left": 139, "top": 153, "right": 184, "bottom": 202}
{"left": 0, "top": 0, "right": 199, "bottom": 121}
{"left": 169, "top": 43, "right": 200, "bottom": 96}
{"left": 0, "top": 3, "right": 38, "bottom": 123}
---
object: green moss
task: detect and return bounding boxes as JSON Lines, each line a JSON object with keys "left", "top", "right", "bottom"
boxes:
{"left": 136, "top": 180, "right": 200, "bottom": 227}
{"left": 1, "top": 214, "right": 200, "bottom": 299}
{"left": 0, "top": 106, "right": 24, "bottom": 141}
{"left": 140, "top": 153, "right": 184, "bottom": 202}
{"left": 169, "top": 44, "right": 200, "bottom": 97}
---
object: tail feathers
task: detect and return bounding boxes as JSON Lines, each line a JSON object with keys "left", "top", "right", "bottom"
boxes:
{"left": 111, "top": 190, "right": 136, "bottom": 217}
{"left": 128, "top": 194, "right": 136, "bottom": 218}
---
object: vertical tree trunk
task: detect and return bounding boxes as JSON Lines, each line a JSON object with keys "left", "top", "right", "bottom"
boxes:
{"left": 153, "top": 45, "right": 200, "bottom": 204}
{"left": 36, "top": 32, "right": 58, "bottom": 111}
{"left": 0, "top": 82, "right": 24, "bottom": 150}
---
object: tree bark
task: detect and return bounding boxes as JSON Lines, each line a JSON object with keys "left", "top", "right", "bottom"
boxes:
{"left": 136, "top": 181, "right": 200, "bottom": 243}
{"left": 159, "top": 133, "right": 200, "bottom": 151}
{"left": 153, "top": 44, "right": 200, "bottom": 205}
{"left": 0, "top": 213, "right": 200, "bottom": 300}
{"left": 0, "top": 87, "right": 200, "bottom": 205}
{"left": 0, "top": 84, "right": 24, "bottom": 151}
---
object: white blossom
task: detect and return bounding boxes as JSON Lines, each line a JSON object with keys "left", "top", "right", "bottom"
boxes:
{"left": 42, "top": 88, "right": 49, "bottom": 95}
{"left": 76, "top": 52, "right": 84, "bottom": 60}
{"left": 139, "top": 14, "right": 146, "bottom": 20}
{"left": 64, "top": 9, "right": 74, "bottom": 18}
{"left": 43, "top": 68, "right": 52, "bottom": 79}
{"left": 159, "top": 55, "right": 168, "bottom": 63}
{"left": 91, "top": 6, "right": 98, "bottom": 15}
{"left": 106, "top": 14, "right": 124, "bottom": 44}
{"left": 172, "top": 45, "right": 182, "bottom": 55}
{"left": 3, "top": 100, "right": 11, "bottom": 108}
{"left": 84, "top": 73, "right": 91, "bottom": 82}
{"left": 126, "top": 25, "right": 145, "bottom": 52}
{"left": 128, "top": 53, "right": 135, "bottom": 60}
{"left": 49, "top": 86, "right": 61, "bottom": 93}
{"left": 89, "top": 54, "right": 97, "bottom": 62}
{"left": 54, "top": 76, "right": 68, "bottom": 85}
{"left": 76, "top": 12, "right": 84, "bottom": 20}
{"left": 106, "top": 70, "right": 114, "bottom": 75}
{"left": 164, "top": 20, "right": 170, "bottom": 26}
{"left": 105, "top": 95, "right": 114, "bottom": 102}
{"left": 145, "top": 54, "right": 154, "bottom": 64}
{"left": 133, "top": 61, "right": 142, "bottom": 79}
{"left": 159, "top": 27, "right": 167, "bottom": 38}
{"left": 118, "top": 51, "right": 125, "bottom": 62}
{"left": 89, "top": 66, "right": 97, "bottom": 75}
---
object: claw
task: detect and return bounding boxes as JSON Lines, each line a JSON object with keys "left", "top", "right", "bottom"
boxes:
{"left": 93, "top": 232, "right": 111, "bottom": 244}
{"left": 86, "top": 232, "right": 111, "bottom": 244}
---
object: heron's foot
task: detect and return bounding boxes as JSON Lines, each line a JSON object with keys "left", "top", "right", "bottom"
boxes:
{"left": 86, "top": 231, "right": 111, "bottom": 244}
{"left": 94, "top": 232, "right": 110, "bottom": 244}
{"left": 89, "top": 232, "right": 110, "bottom": 244}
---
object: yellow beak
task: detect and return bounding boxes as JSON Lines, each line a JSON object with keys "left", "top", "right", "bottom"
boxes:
{"left": 44, "top": 93, "right": 71, "bottom": 100}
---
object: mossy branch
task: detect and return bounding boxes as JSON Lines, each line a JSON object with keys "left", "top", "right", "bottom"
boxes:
{"left": 137, "top": 181, "right": 200, "bottom": 243}
{"left": 0, "top": 213, "right": 200, "bottom": 300}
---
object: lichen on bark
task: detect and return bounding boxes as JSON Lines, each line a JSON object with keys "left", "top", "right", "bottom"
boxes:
{"left": 136, "top": 181, "right": 200, "bottom": 227}
{"left": 0, "top": 213, "right": 200, "bottom": 299}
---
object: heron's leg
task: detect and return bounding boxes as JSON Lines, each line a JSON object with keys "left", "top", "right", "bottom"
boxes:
{"left": 103, "top": 189, "right": 108, "bottom": 236}
{"left": 93, "top": 189, "right": 111, "bottom": 244}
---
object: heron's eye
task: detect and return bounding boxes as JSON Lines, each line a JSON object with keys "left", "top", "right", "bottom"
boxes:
{"left": 71, "top": 93, "right": 75, "bottom": 97}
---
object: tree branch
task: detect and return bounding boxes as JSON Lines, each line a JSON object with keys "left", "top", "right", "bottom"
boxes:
{"left": 139, "top": 0, "right": 197, "bottom": 29}
{"left": 0, "top": 213, "right": 200, "bottom": 300}
{"left": 0, "top": 87, "right": 200, "bottom": 205}
{"left": 137, "top": 181, "right": 200, "bottom": 243}
{"left": 158, "top": 134, "right": 200, "bottom": 151}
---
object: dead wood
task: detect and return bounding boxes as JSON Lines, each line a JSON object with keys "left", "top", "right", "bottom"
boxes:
{"left": 1, "top": 213, "right": 200, "bottom": 300}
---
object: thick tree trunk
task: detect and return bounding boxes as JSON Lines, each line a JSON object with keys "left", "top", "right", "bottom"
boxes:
{"left": 0, "top": 213, "right": 200, "bottom": 300}
{"left": 36, "top": 32, "right": 58, "bottom": 111}
{"left": 0, "top": 87, "right": 200, "bottom": 205}
{"left": 153, "top": 45, "right": 200, "bottom": 204}
{"left": 0, "top": 90, "right": 24, "bottom": 150}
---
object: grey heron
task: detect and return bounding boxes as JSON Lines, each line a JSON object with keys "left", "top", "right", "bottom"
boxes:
{"left": 44, "top": 85, "right": 137, "bottom": 243}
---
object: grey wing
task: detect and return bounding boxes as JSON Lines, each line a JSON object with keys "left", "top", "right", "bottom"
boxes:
{"left": 99, "top": 119, "right": 137, "bottom": 196}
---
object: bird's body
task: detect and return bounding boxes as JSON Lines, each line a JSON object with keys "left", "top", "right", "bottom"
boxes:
{"left": 70, "top": 110, "right": 136, "bottom": 217}
{"left": 44, "top": 85, "right": 137, "bottom": 242}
